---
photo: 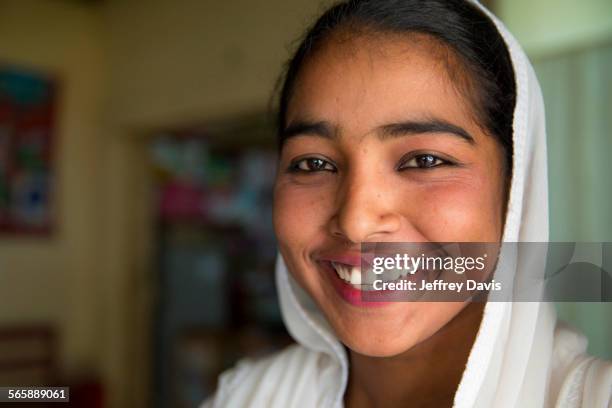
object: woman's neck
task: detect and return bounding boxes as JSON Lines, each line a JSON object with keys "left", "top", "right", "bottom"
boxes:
{"left": 344, "top": 302, "right": 485, "bottom": 408}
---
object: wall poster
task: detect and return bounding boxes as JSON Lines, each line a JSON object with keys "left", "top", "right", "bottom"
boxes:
{"left": 0, "top": 66, "right": 57, "bottom": 235}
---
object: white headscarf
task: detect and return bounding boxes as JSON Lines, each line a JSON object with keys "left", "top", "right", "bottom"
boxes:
{"left": 203, "top": 2, "right": 611, "bottom": 407}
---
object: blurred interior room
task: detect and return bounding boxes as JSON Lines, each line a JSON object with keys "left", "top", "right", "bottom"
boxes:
{"left": 0, "top": 0, "right": 610, "bottom": 407}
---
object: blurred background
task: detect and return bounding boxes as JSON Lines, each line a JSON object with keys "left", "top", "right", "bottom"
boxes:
{"left": 0, "top": 0, "right": 609, "bottom": 407}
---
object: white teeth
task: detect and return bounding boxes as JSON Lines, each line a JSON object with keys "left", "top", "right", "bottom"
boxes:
{"left": 331, "top": 262, "right": 362, "bottom": 285}
{"left": 331, "top": 262, "right": 413, "bottom": 290}
{"left": 350, "top": 268, "right": 361, "bottom": 285}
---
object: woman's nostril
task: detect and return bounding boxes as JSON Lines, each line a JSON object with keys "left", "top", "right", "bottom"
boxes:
{"left": 331, "top": 207, "right": 402, "bottom": 243}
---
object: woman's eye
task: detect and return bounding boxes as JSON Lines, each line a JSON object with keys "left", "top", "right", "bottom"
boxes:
{"left": 291, "top": 157, "right": 336, "bottom": 172}
{"left": 399, "top": 154, "right": 448, "bottom": 170}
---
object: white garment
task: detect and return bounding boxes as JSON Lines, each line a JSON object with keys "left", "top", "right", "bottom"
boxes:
{"left": 202, "top": 1, "right": 612, "bottom": 407}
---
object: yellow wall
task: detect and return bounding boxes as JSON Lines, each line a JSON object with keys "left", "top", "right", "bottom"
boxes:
{"left": 0, "top": 0, "right": 106, "bottom": 376}
{"left": 103, "top": 0, "right": 325, "bottom": 128}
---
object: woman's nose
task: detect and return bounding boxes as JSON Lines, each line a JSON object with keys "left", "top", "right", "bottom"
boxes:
{"left": 330, "top": 171, "right": 402, "bottom": 244}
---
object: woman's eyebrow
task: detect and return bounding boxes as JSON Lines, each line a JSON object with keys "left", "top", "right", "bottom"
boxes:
{"left": 378, "top": 119, "right": 475, "bottom": 144}
{"left": 281, "top": 118, "right": 475, "bottom": 144}
{"left": 280, "top": 120, "right": 336, "bottom": 142}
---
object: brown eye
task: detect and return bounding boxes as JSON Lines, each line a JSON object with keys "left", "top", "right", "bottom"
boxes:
{"left": 291, "top": 157, "right": 336, "bottom": 172}
{"left": 399, "top": 154, "right": 448, "bottom": 170}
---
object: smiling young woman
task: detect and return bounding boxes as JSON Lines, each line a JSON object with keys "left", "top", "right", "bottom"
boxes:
{"left": 202, "top": 1, "right": 612, "bottom": 407}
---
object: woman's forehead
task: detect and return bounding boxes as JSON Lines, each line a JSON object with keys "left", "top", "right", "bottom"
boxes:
{"left": 285, "top": 34, "right": 480, "bottom": 139}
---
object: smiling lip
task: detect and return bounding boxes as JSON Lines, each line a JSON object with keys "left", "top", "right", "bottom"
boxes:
{"left": 315, "top": 251, "right": 392, "bottom": 307}
{"left": 316, "top": 251, "right": 367, "bottom": 267}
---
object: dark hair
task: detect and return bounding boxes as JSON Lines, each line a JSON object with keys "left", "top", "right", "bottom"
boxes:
{"left": 275, "top": 0, "right": 516, "bottom": 172}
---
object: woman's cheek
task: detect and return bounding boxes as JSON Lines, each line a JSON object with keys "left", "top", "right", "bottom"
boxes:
{"left": 407, "top": 180, "right": 501, "bottom": 242}
{"left": 273, "top": 180, "right": 336, "bottom": 249}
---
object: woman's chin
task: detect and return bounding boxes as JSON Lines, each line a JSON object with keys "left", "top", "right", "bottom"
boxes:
{"left": 326, "top": 302, "right": 466, "bottom": 357}
{"left": 340, "top": 331, "right": 422, "bottom": 358}
{"left": 331, "top": 314, "right": 426, "bottom": 358}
